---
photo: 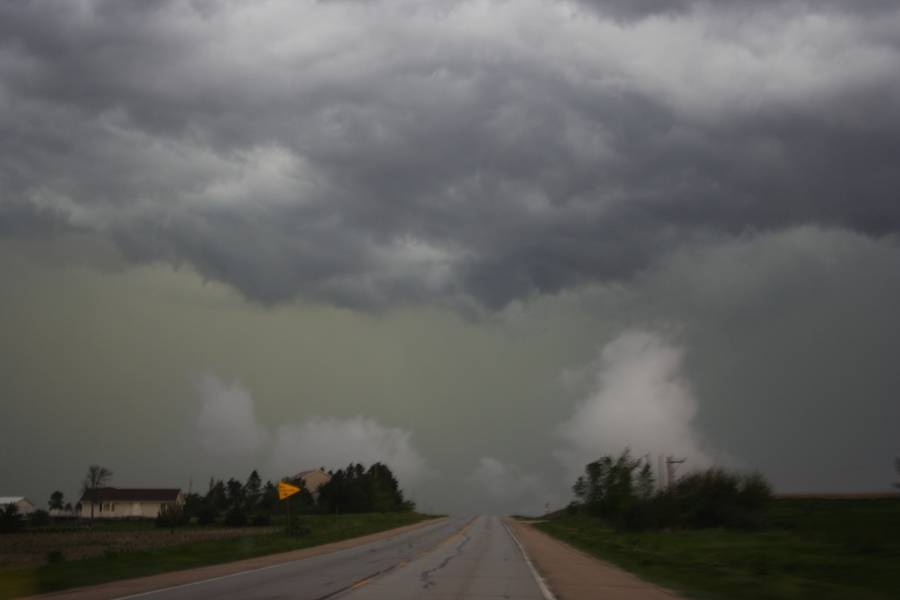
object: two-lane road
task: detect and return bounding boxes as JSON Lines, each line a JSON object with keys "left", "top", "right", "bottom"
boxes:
{"left": 116, "top": 516, "right": 548, "bottom": 600}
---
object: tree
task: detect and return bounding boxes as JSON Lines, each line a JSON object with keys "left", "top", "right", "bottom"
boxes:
{"left": 573, "top": 449, "right": 644, "bottom": 521}
{"left": 244, "top": 470, "right": 262, "bottom": 511}
{"left": 156, "top": 503, "right": 189, "bottom": 529}
{"left": 182, "top": 492, "right": 203, "bottom": 521}
{"left": 81, "top": 464, "right": 113, "bottom": 524}
{"left": 317, "top": 462, "right": 413, "bottom": 514}
{"left": 206, "top": 478, "right": 228, "bottom": 512}
{"left": 0, "top": 503, "right": 23, "bottom": 534}
{"left": 198, "top": 478, "right": 227, "bottom": 524}
{"left": 261, "top": 480, "right": 279, "bottom": 513}
{"left": 49, "top": 491, "right": 65, "bottom": 511}
{"left": 225, "top": 478, "right": 244, "bottom": 508}
{"left": 30, "top": 509, "right": 51, "bottom": 527}
{"left": 636, "top": 461, "right": 655, "bottom": 501}
{"left": 571, "top": 449, "right": 773, "bottom": 531}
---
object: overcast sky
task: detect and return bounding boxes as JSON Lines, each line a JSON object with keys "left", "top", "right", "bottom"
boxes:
{"left": 2, "top": 0, "right": 899, "bottom": 514}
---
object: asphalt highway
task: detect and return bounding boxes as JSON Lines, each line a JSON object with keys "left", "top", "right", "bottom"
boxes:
{"left": 116, "top": 516, "right": 548, "bottom": 600}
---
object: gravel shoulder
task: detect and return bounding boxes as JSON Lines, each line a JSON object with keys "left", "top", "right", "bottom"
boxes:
{"left": 506, "top": 519, "right": 684, "bottom": 600}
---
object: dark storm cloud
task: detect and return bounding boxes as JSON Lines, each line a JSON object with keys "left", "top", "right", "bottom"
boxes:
{"left": 1, "top": 0, "right": 899, "bottom": 308}
{"left": 571, "top": 0, "right": 900, "bottom": 21}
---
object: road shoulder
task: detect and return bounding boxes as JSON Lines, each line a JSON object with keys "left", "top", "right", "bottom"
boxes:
{"left": 20, "top": 518, "right": 446, "bottom": 600}
{"left": 506, "top": 519, "right": 684, "bottom": 600}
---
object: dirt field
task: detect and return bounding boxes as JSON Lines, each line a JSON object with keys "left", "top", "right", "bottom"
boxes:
{"left": 0, "top": 527, "right": 278, "bottom": 568}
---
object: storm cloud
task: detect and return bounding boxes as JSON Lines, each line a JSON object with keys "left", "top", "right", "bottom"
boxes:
{"left": 195, "top": 372, "right": 431, "bottom": 486}
{"left": 1, "top": 1, "right": 900, "bottom": 515}
{"left": 1, "top": 0, "right": 898, "bottom": 309}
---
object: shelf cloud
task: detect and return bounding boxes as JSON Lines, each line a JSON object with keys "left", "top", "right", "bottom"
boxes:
{"left": 2, "top": 0, "right": 898, "bottom": 309}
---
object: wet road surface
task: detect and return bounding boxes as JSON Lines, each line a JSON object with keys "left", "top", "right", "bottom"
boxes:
{"left": 116, "top": 516, "right": 547, "bottom": 600}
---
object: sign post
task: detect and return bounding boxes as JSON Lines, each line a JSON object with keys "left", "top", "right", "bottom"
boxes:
{"left": 278, "top": 481, "right": 302, "bottom": 534}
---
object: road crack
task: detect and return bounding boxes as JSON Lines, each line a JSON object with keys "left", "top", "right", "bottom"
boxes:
{"left": 419, "top": 529, "right": 472, "bottom": 590}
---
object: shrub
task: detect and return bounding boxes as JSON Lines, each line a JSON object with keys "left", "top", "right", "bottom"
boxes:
{"left": 224, "top": 507, "right": 248, "bottom": 527}
{"left": 570, "top": 451, "right": 773, "bottom": 531}
{"left": 250, "top": 513, "right": 271, "bottom": 527}
{"left": 0, "top": 504, "right": 23, "bottom": 534}
{"left": 30, "top": 509, "right": 51, "bottom": 527}
{"left": 287, "top": 520, "right": 310, "bottom": 537}
{"left": 573, "top": 449, "right": 654, "bottom": 528}
{"left": 155, "top": 503, "right": 189, "bottom": 528}
{"left": 672, "top": 469, "right": 772, "bottom": 529}
{"left": 197, "top": 506, "right": 218, "bottom": 525}
{"left": 46, "top": 550, "right": 65, "bottom": 564}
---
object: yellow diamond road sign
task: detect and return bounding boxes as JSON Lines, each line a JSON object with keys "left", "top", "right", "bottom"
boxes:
{"left": 278, "top": 481, "right": 301, "bottom": 500}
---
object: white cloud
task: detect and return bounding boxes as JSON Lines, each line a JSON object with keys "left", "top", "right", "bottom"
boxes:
{"left": 194, "top": 373, "right": 430, "bottom": 485}
{"left": 271, "top": 416, "right": 430, "bottom": 485}
{"left": 555, "top": 331, "right": 713, "bottom": 482}
{"left": 195, "top": 374, "right": 268, "bottom": 459}
{"left": 470, "top": 457, "right": 561, "bottom": 516}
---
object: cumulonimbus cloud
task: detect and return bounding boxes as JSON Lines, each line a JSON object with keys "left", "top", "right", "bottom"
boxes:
{"left": 194, "top": 373, "right": 430, "bottom": 484}
{"left": 270, "top": 417, "right": 430, "bottom": 487}
{"left": 1, "top": 0, "right": 899, "bottom": 309}
{"left": 555, "top": 330, "right": 713, "bottom": 483}
{"left": 196, "top": 374, "right": 269, "bottom": 460}
{"left": 470, "top": 457, "right": 562, "bottom": 515}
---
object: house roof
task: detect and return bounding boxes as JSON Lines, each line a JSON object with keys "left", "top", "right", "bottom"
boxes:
{"left": 79, "top": 488, "right": 181, "bottom": 503}
{"left": 0, "top": 497, "right": 31, "bottom": 505}
{"left": 295, "top": 468, "right": 328, "bottom": 478}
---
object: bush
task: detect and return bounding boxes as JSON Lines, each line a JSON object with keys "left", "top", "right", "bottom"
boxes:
{"left": 197, "top": 506, "right": 218, "bottom": 525}
{"left": 155, "top": 503, "right": 189, "bottom": 528}
{"left": 30, "top": 509, "right": 51, "bottom": 527}
{"left": 573, "top": 449, "right": 654, "bottom": 529}
{"left": 671, "top": 469, "right": 772, "bottom": 529}
{"left": 570, "top": 451, "right": 772, "bottom": 532}
{"left": 224, "top": 507, "right": 248, "bottom": 527}
{"left": 46, "top": 550, "right": 65, "bottom": 564}
{"left": 250, "top": 513, "right": 272, "bottom": 527}
{"left": 287, "top": 520, "right": 311, "bottom": 537}
{"left": 0, "top": 504, "right": 23, "bottom": 534}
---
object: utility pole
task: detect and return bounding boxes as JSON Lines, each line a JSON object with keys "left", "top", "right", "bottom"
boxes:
{"left": 665, "top": 456, "right": 686, "bottom": 488}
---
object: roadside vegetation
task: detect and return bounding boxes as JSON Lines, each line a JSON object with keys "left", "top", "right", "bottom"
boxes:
{"left": 0, "top": 461, "right": 429, "bottom": 599}
{"left": 0, "top": 512, "right": 432, "bottom": 599}
{"left": 532, "top": 449, "right": 900, "bottom": 600}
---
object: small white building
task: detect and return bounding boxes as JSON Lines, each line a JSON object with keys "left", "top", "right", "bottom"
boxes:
{"left": 0, "top": 497, "right": 35, "bottom": 514}
{"left": 78, "top": 488, "right": 183, "bottom": 519}
{"left": 293, "top": 468, "right": 332, "bottom": 499}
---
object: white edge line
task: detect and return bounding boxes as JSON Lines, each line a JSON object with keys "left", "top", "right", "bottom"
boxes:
{"left": 503, "top": 519, "right": 558, "bottom": 600}
{"left": 115, "top": 517, "right": 451, "bottom": 599}
{"left": 114, "top": 560, "right": 294, "bottom": 599}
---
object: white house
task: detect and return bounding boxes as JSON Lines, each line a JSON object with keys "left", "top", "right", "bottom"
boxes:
{"left": 0, "top": 497, "right": 35, "bottom": 514}
{"left": 293, "top": 468, "right": 332, "bottom": 499}
{"left": 78, "top": 488, "right": 183, "bottom": 519}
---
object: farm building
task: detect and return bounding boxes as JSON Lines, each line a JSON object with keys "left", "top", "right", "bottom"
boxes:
{"left": 78, "top": 488, "right": 183, "bottom": 519}
{"left": 0, "top": 497, "right": 35, "bottom": 514}
{"left": 293, "top": 468, "right": 332, "bottom": 499}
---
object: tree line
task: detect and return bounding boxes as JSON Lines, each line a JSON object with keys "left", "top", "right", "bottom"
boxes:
{"left": 1, "top": 461, "right": 415, "bottom": 533}
{"left": 569, "top": 449, "right": 772, "bottom": 531}
{"left": 168, "top": 462, "right": 414, "bottom": 528}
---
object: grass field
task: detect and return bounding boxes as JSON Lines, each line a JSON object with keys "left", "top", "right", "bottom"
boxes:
{"left": 0, "top": 512, "right": 435, "bottom": 599}
{"left": 534, "top": 498, "right": 900, "bottom": 600}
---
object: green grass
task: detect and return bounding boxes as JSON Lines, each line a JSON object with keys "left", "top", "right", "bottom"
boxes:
{"left": 534, "top": 499, "right": 900, "bottom": 600}
{"left": 0, "top": 512, "right": 435, "bottom": 599}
